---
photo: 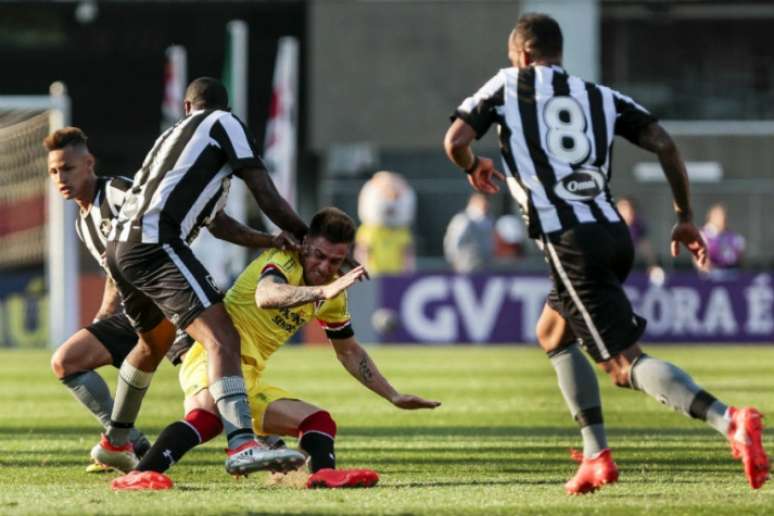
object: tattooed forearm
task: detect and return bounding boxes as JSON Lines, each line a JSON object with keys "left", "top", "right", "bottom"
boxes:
{"left": 358, "top": 356, "right": 374, "bottom": 384}
{"left": 255, "top": 283, "right": 324, "bottom": 309}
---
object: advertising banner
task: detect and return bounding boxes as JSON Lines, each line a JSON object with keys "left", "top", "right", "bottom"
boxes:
{"left": 378, "top": 272, "right": 774, "bottom": 344}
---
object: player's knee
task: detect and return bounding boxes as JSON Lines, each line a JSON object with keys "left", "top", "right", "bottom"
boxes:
{"left": 298, "top": 410, "right": 337, "bottom": 439}
{"left": 185, "top": 408, "right": 223, "bottom": 444}
{"left": 605, "top": 365, "right": 632, "bottom": 388}
{"left": 535, "top": 320, "right": 554, "bottom": 352}
{"left": 50, "top": 349, "right": 67, "bottom": 379}
{"left": 201, "top": 324, "right": 241, "bottom": 358}
{"left": 134, "top": 340, "right": 165, "bottom": 364}
{"left": 51, "top": 346, "right": 83, "bottom": 379}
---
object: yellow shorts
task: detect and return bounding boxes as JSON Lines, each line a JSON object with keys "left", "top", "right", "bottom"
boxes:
{"left": 178, "top": 342, "right": 296, "bottom": 433}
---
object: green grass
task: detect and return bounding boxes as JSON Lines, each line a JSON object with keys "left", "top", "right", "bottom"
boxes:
{"left": 1, "top": 346, "right": 773, "bottom": 515}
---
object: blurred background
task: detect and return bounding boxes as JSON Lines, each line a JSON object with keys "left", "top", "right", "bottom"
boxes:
{"left": 0, "top": 0, "right": 772, "bottom": 349}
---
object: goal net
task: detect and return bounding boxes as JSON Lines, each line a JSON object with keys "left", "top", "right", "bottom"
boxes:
{"left": 0, "top": 84, "right": 77, "bottom": 348}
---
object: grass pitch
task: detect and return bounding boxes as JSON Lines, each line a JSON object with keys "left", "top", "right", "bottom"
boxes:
{"left": 0, "top": 345, "right": 773, "bottom": 515}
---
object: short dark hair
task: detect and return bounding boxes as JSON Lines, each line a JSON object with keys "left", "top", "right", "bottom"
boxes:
{"left": 185, "top": 77, "right": 229, "bottom": 110}
{"left": 308, "top": 207, "right": 356, "bottom": 244}
{"left": 514, "top": 13, "right": 563, "bottom": 60}
{"left": 43, "top": 126, "right": 88, "bottom": 151}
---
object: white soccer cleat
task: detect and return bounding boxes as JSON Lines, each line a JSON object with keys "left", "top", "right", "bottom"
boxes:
{"left": 225, "top": 440, "right": 306, "bottom": 476}
{"left": 90, "top": 434, "right": 139, "bottom": 473}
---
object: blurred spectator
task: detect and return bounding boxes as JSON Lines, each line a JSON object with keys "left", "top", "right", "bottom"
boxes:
{"left": 443, "top": 193, "right": 494, "bottom": 273}
{"left": 617, "top": 196, "right": 664, "bottom": 285}
{"left": 355, "top": 171, "right": 416, "bottom": 275}
{"left": 700, "top": 203, "right": 745, "bottom": 272}
{"left": 494, "top": 214, "right": 527, "bottom": 260}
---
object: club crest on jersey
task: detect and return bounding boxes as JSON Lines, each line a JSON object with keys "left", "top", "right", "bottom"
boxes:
{"left": 554, "top": 168, "right": 605, "bottom": 201}
{"left": 99, "top": 219, "right": 112, "bottom": 238}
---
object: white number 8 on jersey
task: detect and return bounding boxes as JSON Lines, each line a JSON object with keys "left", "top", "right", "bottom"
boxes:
{"left": 544, "top": 97, "right": 591, "bottom": 165}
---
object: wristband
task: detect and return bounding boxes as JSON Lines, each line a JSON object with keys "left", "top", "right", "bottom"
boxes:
{"left": 464, "top": 155, "right": 479, "bottom": 175}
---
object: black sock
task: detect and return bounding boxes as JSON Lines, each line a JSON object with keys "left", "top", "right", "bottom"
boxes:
{"left": 136, "top": 421, "right": 200, "bottom": 473}
{"left": 299, "top": 432, "right": 335, "bottom": 472}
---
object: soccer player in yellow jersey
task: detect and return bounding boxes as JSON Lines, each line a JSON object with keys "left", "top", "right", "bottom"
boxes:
{"left": 112, "top": 207, "right": 440, "bottom": 490}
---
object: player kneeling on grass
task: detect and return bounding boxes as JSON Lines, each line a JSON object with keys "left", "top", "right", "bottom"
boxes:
{"left": 112, "top": 207, "right": 441, "bottom": 490}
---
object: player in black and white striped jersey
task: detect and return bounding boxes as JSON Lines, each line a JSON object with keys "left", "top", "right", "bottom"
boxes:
{"left": 45, "top": 127, "right": 191, "bottom": 470}
{"left": 45, "top": 127, "right": 293, "bottom": 472}
{"left": 98, "top": 77, "right": 309, "bottom": 478}
{"left": 445, "top": 13, "right": 768, "bottom": 494}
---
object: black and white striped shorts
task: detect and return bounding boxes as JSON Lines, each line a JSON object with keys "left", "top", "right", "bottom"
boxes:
{"left": 105, "top": 240, "right": 223, "bottom": 334}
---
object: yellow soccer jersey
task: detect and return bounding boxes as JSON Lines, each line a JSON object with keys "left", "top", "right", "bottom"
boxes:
{"left": 224, "top": 248, "right": 352, "bottom": 371}
{"left": 355, "top": 224, "right": 413, "bottom": 275}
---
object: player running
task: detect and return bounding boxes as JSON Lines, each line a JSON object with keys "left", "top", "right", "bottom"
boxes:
{"left": 44, "top": 126, "right": 295, "bottom": 472}
{"left": 111, "top": 207, "right": 441, "bottom": 490}
{"left": 444, "top": 13, "right": 769, "bottom": 494}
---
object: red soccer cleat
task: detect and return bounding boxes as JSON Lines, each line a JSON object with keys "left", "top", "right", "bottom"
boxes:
{"left": 727, "top": 407, "right": 771, "bottom": 489}
{"left": 306, "top": 468, "right": 379, "bottom": 489}
{"left": 564, "top": 448, "right": 619, "bottom": 495}
{"left": 111, "top": 470, "right": 174, "bottom": 491}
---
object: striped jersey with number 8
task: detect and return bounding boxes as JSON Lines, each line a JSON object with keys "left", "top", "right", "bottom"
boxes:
{"left": 453, "top": 64, "right": 656, "bottom": 239}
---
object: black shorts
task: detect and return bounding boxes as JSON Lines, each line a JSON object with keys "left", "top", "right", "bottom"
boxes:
{"left": 106, "top": 240, "right": 223, "bottom": 333}
{"left": 543, "top": 222, "right": 646, "bottom": 362}
{"left": 85, "top": 312, "right": 195, "bottom": 367}
{"left": 85, "top": 313, "right": 137, "bottom": 367}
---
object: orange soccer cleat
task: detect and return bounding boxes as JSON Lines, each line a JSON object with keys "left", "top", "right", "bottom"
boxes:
{"left": 565, "top": 448, "right": 619, "bottom": 495}
{"left": 306, "top": 468, "right": 380, "bottom": 489}
{"left": 111, "top": 470, "right": 174, "bottom": 491}
{"left": 727, "top": 407, "right": 771, "bottom": 489}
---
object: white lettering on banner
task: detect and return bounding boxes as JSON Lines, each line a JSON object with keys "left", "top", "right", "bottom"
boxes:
{"left": 510, "top": 278, "right": 553, "bottom": 341}
{"left": 745, "top": 274, "right": 774, "bottom": 336}
{"left": 453, "top": 277, "right": 507, "bottom": 342}
{"left": 703, "top": 288, "right": 738, "bottom": 335}
{"left": 671, "top": 287, "right": 702, "bottom": 334}
{"left": 401, "top": 277, "right": 456, "bottom": 342}
{"left": 638, "top": 287, "right": 673, "bottom": 335}
{"left": 393, "top": 274, "right": 771, "bottom": 342}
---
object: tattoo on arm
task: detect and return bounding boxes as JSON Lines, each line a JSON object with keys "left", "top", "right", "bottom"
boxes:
{"left": 255, "top": 275, "right": 323, "bottom": 308}
{"left": 358, "top": 356, "right": 374, "bottom": 384}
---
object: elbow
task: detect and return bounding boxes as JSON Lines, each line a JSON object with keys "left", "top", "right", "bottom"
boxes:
{"left": 254, "top": 292, "right": 278, "bottom": 309}
{"left": 335, "top": 346, "right": 357, "bottom": 364}
{"left": 443, "top": 131, "right": 465, "bottom": 161}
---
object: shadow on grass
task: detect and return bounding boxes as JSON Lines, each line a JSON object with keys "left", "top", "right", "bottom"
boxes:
{"left": 0, "top": 425, "right": 746, "bottom": 441}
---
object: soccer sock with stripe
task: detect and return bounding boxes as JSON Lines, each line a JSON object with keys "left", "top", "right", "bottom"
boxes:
{"left": 209, "top": 376, "right": 256, "bottom": 449}
{"left": 62, "top": 371, "right": 151, "bottom": 455}
{"left": 629, "top": 354, "right": 730, "bottom": 435}
{"left": 108, "top": 361, "right": 153, "bottom": 446}
{"left": 136, "top": 409, "right": 222, "bottom": 473}
{"left": 298, "top": 411, "right": 337, "bottom": 472}
{"left": 62, "top": 371, "right": 114, "bottom": 430}
{"left": 548, "top": 343, "right": 608, "bottom": 457}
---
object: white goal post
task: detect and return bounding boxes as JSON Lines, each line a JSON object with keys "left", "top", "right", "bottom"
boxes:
{"left": 0, "top": 82, "right": 77, "bottom": 348}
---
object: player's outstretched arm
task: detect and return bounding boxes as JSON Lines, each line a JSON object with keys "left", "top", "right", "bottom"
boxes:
{"left": 207, "top": 211, "right": 300, "bottom": 252}
{"left": 254, "top": 266, "right": 367, "bottom": 309}
{"left": 331, "top": 336, "right": 441, "bottom": 410}
{"left": 236, "top": 167, "right": 308, "bottom": 240}
{"left": 636, "top": 122, "right": 708, "bottom": 267}
{"left": 444, "top": 119, "right": 505, "bottom": 194}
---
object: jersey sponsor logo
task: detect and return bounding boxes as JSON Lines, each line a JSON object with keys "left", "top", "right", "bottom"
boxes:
{"left": 554, "top": 168, "right": 605, "bottom": 201}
